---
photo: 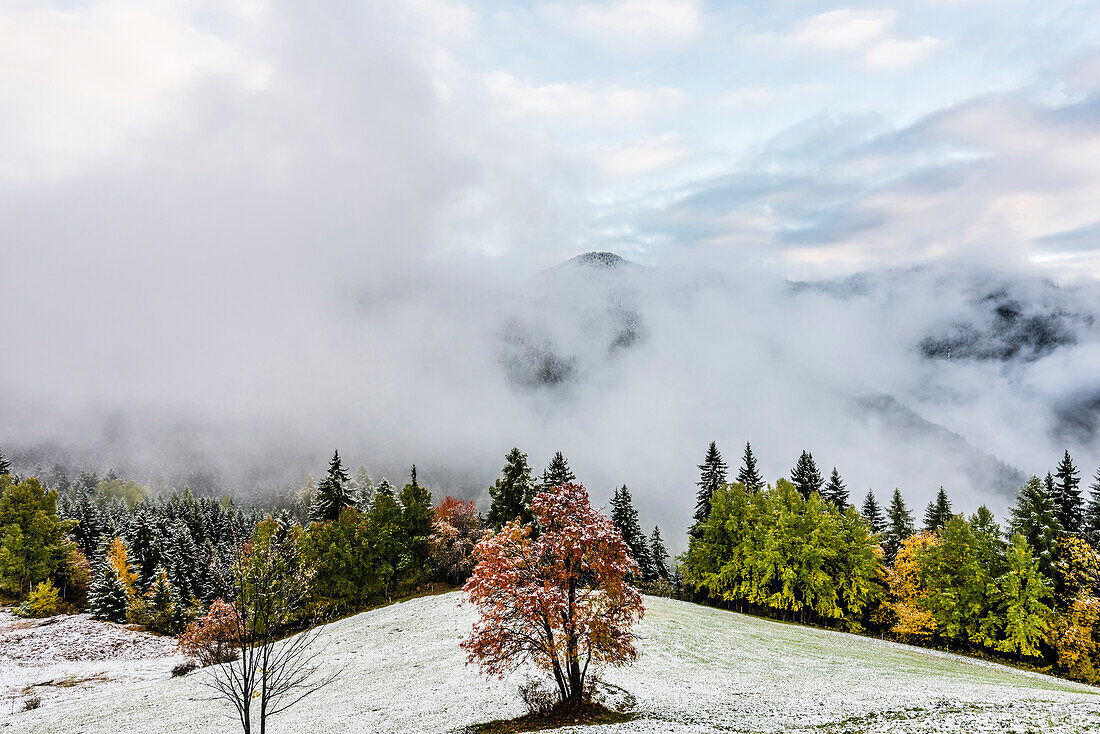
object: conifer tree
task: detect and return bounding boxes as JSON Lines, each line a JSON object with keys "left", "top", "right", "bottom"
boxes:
{"left": 1009, "top": 476, "right": 1061, "bottom": 578}
{"left": 141, "top": 567, "right": 183, "bottom": 633}
{"left": 0, "top": 447, "right": 11, "bottom": 477}
{"left": 126, "top": 505, "right": 162, "bottom": 589}
{"left": 884, "top": 488, "right": 914, "bottom": 565}
{"left": 790, "top": 451, "right": 824, "bottom": 500}
{"left": 89, "top": 561, "right": 129, "bottom": 623}
{"left": 487, "top": 448, "right": 536, "bottom": 529}
{"left": 367, "top": 483, "right": 403, "bottom": 594}
{"left": 649, "top": 525, "right": 670, "bottom": 581}
{"left": 736, "top": 442, "right": 764, "bottom": 492}
{"left": 1085, "top": 467, "right": 1100, "bottom": 549}
{"left": 163, "top": 522, "right": 198, "bottom": 601}
{"left": 541, "top": 451, "right": 576, "bottom": 490}
{"left": 693, "top": 442, "right": 728, "bottom": 535}
{"left": 399, "top": 465, "right": 434, "bottom": 581}
{"left": 822, "top": 468, "right": 849, "bottom": 509}
{"left": 351, "top": 465, "right": 375, "bottom": 512}
{"left": 1053, "top": 449, "right": 1084, "bottom": 536}
{"left": 923, "top": 486, "right": 952, "bottom": 532}
{"left": 609, "top": 485, "right": 652, "bottom": 580}
{"left": 310, "top": 450, "right": 353, "bottom": 524}
{"left": 861, "top": 490, "right": 886, "bottom": 534}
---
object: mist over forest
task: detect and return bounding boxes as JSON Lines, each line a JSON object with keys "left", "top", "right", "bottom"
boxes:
{"left": 4, "top": 2, "right": 1100, "bottom": 545}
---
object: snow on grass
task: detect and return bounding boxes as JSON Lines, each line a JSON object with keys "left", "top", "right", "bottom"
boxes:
{"left": 9, "top": 593, "right": 1099, "bottom": 733}
{"left": 0, "top": 609, "right": 185, "bottom": 716}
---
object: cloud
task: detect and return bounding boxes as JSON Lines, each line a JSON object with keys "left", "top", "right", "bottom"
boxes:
{"left": 399, "top": 0, "right": 477, "bottom": 40}
{"left": 789, "top": 8, "right": 896, "bottom": 52}
{"left": 545, "top": 0, "right": 702, "bottom": 49}
{"left": 596, "top": 134, "right": 691, "bottom": 177}
{"left": 482, "top": 71, "right": 684, "bottom": 124}
{"left": 786, "top": 8, "right": 939, "bottom": 68}
{"left": 865, "top": 36, "right": 940, "bottom": 68}
{"left": 0, "top": 0, "right": 270, "bottom": 181}
{"left": 720, "top": 83, "right": 832, "bottom": 108}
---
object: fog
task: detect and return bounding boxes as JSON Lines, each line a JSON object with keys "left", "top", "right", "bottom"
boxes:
{"left": 3, "top": 2, "right": 1100, "bottom": 547}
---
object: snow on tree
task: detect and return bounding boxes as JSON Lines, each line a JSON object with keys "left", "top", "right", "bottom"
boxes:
{"left": 0, "top": 447, "right": 11, "bottom": 477}
{"left": 310, "top": 450, "right": 353, "bottom": 524}
{"left": 89, "top": 559, "right": 130, "bottom": 623}
{"left": 428, "top": 497, "right": 484, "bottom": 584}
{"left": 541, "top": 451, "right": 576, "bottom": 489}
{"left": 609, "top": 485, "right": 652, "bottom": 581}
{"left": 1010, "top": 476, "right": 1061, "bottom": 578}
{"left": 461, "top": 482, "right": 645, "bottom": 704}
{"left": 1086, "top": 467, "right": 1100, "bottom": 548}
{"left": 649, "top": 525, "right": 670, "bottom": 581}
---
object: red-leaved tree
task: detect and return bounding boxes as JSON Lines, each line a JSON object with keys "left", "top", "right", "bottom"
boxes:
{"left": 428, "top": 496, "right": 484, "bottom": 584}
{"left": 461, "top": 482, "right": 644, "bottom": 704}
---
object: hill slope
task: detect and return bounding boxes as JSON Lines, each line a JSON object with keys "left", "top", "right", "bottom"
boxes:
{"left": 14, "top": 592, "right": 1099, "bottom": 733}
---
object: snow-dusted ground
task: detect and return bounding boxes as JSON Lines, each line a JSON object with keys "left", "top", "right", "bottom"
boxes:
{"left": 7, "top": 593, "right": 1099, "bottom": 733}
{"left": 0, "top": 609, "right": 186, "bottom": 719}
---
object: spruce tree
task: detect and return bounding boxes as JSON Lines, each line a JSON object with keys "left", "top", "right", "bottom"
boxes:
{"left": 1053, "top": 449, "right": 1084, "bottom": 535}
{"left": 649, "top": 525, "right": 670, "bottom": 581}
{"left": 861, "top": 490, "right": 886, "bottom": 534}
{"left": 790, "top": 451, "right": 824, "bottom": 500}
{"left": 541, "top": 451, "right": 576, "bottom": 490}
{"left": 126, "top": 505, "right": 162, "bottom": 589}
{"left": 693, "top": 442, "right": 728, "bottom": 535}
{"left": 1085, "top": 467, "right": 1100, "bottom": 549}
{"left": 399, "top": 465, "right": 434, "bottom": 580}
{"left": 609, "top": 485, "right": 651, "bottom": 580}
{"left": 922, "top": 486, "right": 952, "bottom": 532}
{"left": 0, "top": 447, "right": 11, "bottom": 477}
{"left": 351, "top": 465, "right": 375, "bottom": 512}
{"left": 89, "top": 561, "right": 129, "bottom": 623}
{"left": 884, "top": 488, "right": 914, "bottom": 564}
{"left": 163, "top": 522, "right": 198, "bottom": 601}
{"left": 1009, "top": 475, "right": 1061, "bottom": 578}
{"left": 310, "top": 449, "right": 353, "bottom": 524}
{"left": 487, "top": 448, "right": 536, "bottom": 528}
{"left": 736, "top": 442, "right": 764, "bottom": 492}
{"left": 822, "top": 468, "right": 849, "bottom": 509}
{"left": 367, "top": 483, "right": 403, "bottom": 593}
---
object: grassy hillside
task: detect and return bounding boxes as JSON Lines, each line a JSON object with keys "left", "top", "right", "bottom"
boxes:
{"left": 15, "top": 592, "right": 1098, "bottom": 733}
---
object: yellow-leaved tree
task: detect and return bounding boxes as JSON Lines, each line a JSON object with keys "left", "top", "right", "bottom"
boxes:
{"left": 887, "top": 532, "right": 938, "bottom": 643}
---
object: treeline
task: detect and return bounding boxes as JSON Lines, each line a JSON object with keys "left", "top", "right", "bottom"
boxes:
{"left": 0, "top": 445, "right": 491, "bottom": 631}
{"left": 681, "top": 442, "right": 1100, "bottom": 685}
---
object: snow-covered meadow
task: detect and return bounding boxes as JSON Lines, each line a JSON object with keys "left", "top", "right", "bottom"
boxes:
{"left": 7, "top": 593, "right": 1098, "bottom": 733}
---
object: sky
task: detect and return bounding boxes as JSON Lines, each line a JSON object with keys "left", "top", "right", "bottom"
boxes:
{"left": 3, "top": 1, "right": 1100, "bottom": 540}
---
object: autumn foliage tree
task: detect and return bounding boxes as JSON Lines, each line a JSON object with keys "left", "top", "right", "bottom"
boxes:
{"left": 461, "top": 482, "right": 644, "bottom": 705}
{"left": 427, "top": 497, "right": 483, "bottom": 584}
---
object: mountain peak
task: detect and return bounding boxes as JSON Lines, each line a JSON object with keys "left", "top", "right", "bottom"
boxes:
{"left": 568, "top": 252, "right": 631, "bottom": 269}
